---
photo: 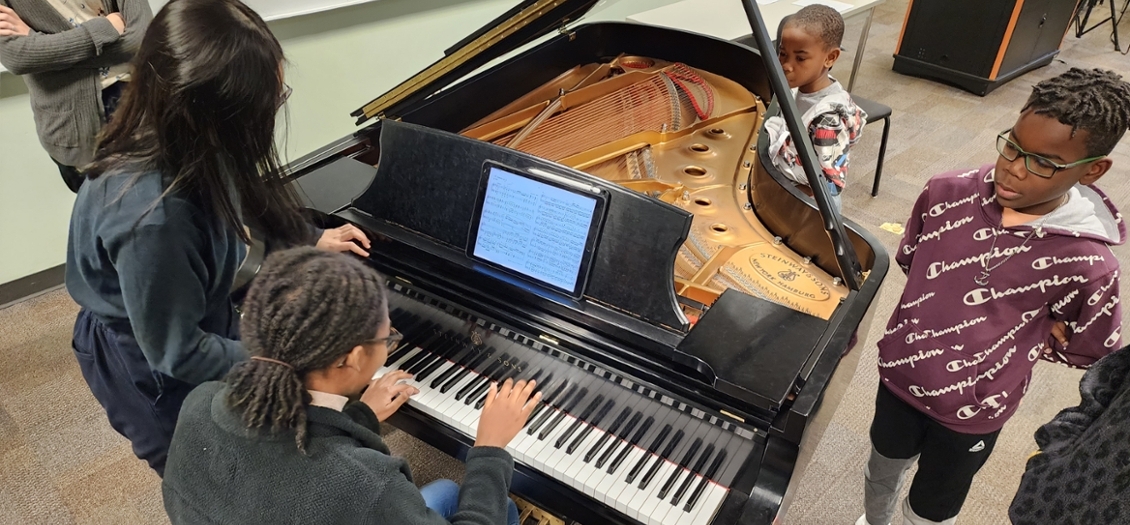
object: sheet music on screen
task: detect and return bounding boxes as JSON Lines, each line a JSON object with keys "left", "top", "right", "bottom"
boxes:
{"left": 473, "top": 167, "right": 598, "bottom": 293}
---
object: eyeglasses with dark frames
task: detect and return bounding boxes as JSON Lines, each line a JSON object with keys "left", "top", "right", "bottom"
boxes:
{"left": 996, "top": 129, "right": 1105, "bottom": 179}
{"left": 363, "top": 326, "right": 403, "bottom": 354}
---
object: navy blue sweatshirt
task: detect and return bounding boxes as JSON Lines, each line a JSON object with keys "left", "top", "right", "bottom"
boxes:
{"left": 66, "top": 170, "right": 246, "bottom": 384}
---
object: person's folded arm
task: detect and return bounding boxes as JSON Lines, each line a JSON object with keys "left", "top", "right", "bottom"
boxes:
{"left": 72, "top": 0, "right": 151, "bottom": 69}
{"left": 0, "top": 14, "right": 121, "bottom": 75}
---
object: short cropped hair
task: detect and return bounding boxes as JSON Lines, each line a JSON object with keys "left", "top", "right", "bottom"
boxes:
{"left": 784, "top": 4, "right": 845, "bottom": 49}
{"left": 1023, "top": 68, "right": 1130, "bottom": 157}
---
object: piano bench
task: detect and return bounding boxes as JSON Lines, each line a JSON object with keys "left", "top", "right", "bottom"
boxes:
{"left": 853, "top": 95, "right": 892, "bottom": 197}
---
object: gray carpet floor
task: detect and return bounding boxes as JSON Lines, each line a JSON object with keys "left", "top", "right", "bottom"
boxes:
{"left": 2, "top": 1, "right": 1130, "bottom": 523}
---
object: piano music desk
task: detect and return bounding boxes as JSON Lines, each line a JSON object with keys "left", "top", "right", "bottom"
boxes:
{"left": 626, "top": 0, "right": 886, "bottom": 92}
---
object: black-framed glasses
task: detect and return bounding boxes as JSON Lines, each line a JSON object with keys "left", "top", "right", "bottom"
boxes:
{"left": 996, "top": 129, "right": 1104, "bottom": 179}
{"left": 364, "top": 327, "right": 402, "bottom": 354}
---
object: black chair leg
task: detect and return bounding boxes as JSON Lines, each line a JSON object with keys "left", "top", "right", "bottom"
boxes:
{"left": 871, "top": 116, "right": 890, "bottom": 197}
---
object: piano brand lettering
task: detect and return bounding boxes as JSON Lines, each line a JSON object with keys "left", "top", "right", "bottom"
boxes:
{"left": 963, "top": 275, "right": 1090, "bottom": 305}
{"left": 1031, "top": 254, "right": 1105, "bottom": 270}
{"left": 928, "top": 192, "right": 978, "bottom": 217}
{"left": 926, "top": 245, "right": 1031, "bottom": 280}
{"left": 904, "top": 317, "right": 988, "bottom": 344}
{"left": 917, "top": 216, "right": 975, "bottom": 244}
{"left": 748, "top": 253, "right": 830, "bottom": 301}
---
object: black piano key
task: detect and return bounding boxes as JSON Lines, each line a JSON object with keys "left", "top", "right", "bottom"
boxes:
{"left": 640, "top": 429, "right": 684, "bottom": 490}
{"left": 418, "top": 342, "right": 475, "bottom": 383}
{"left": 406, "top": 338, "right": 457, "bottom": 375}
{"left": 388, "top": 309, "right": 412, "bottom": 324}
{"left": 397, "top": 334, "right": 446, "bottom": 372}
{"left": 524, "top": 374, "right": 559, "bottom": 425}
{"left": 627, "top": 424, "right": 672, "bottom": 484}
{"left": 538, "top": 387, "right": 589, "bottom": 440}
{"left": 567, "top": 398, "right": 615, "bottom": 454}
{"left": 478, "top": 363, "right": 544, "bottom": 409}
{"left": 585, "top": 407, "right": 632, "bottom": 463}
{"left": 471, "top": 358, "right": 528, "bottom": 408}
{"left": 397, "top": 319, "right": 436, "bottom": 347}
{"left": 428, "top": 339, "right": 476, "bottom": 388}
{"left": 658, "top": 437, "right": 702, "bottom": 500}
{"left": 460, "top": 351, "right": 514, "bottom": 396}
{"left": 456, "top": 353, "right": 511, "bottom": 401}
{"left": 439, "top": 346, "right": 494, "bottom": 394}
{"left": 385, "top": 322, "right": 437, "bottom": 363}
{"left": 528, "top": 384, "right": 577, "bottom": 435}
{"left": 555, "top": 395, "right": 605, "bottom": 449}
{"left": 608, "top": 416, "right": 654, "bottom": 474}
{"left": 596, "top": 412, "right": 642, "bottom": 468}
{"left": 672, "top": 443, "right": 714, "bottom": 506}
{"left": 684, "top": 449, "right": 727, "bottom": 512}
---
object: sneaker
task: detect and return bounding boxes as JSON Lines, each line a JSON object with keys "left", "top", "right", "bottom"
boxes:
{"left": 856, "top": 515, "right": 890, "bottom": 525}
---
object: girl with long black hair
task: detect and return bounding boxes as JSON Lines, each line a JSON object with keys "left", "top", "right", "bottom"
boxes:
{"left": 66, "top": 0, "right": 368, "bottom": 476}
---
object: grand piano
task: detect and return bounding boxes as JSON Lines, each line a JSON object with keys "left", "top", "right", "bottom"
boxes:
{"left": 285, "top": 1, "right": 889, "bottom": 523}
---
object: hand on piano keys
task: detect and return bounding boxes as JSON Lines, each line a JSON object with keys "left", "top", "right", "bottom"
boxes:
{"left": 361, "top": 369, "right": 419, "bottom": 421}
{"left": 474, "top": 378, "right": 542, "bottom": 448}
{"left": 375, "top": 302, "right": 751, "bottom": 525}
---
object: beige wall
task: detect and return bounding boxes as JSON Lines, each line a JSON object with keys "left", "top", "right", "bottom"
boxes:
{"left": 0, "top": 0, "right": 676, "bottom": 286}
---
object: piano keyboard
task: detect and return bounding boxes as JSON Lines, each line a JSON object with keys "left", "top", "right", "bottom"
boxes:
{"left": 375, "top": 283, "right": 757, "bottom": 525}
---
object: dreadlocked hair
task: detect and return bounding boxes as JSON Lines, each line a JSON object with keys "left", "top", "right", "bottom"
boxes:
{"left": 1023, "top": 68, "right": 1130, "bottom": 157}
{"left": 224, "top": 247, "right": 388, "bottom": 452}
{"left": 785, "top": 4, "right": 845, "bottom": 49}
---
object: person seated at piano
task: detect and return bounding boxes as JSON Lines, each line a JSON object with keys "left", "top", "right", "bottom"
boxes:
{"left": 858, "top": 67, "right": 1128, "bottom": 525}
{"left": 162, "top": 247, "right": 538, "bottom": 525}
{"left": 763, "top": 5, "right": 866, "bottom": 213}
{"left": 65, "top": 0, "right": 371, "bottom": 477}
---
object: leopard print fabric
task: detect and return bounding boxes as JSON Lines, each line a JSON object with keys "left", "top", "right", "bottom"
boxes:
{"left": 1010, "top": 345, "right": 1130, "bottom": 524}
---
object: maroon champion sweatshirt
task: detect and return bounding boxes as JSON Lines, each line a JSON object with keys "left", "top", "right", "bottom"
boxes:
{"left": 880, "top": 165, "right": 1124, "bottom": 434}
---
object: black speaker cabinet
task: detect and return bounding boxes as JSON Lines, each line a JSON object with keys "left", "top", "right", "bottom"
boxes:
{"left": 893, "top": 0, "right": 1081, "bottom": 96}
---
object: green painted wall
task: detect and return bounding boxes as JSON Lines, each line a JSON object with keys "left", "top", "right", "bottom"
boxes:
{"left": 0, "top": 0, "right": 676, "bottom": 286}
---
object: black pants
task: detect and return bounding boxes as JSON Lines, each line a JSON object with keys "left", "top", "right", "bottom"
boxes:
{"left": 869, "top": 384, "right": 1001, "bottom": 522}
{"left": 71, "top": 310, "right": 197, "bottom": 476}
{"left": 51, "top": 82, "right": 126, "bottom": 194}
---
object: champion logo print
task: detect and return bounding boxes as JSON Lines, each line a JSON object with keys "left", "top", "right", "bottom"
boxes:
{"left": 969, "top": 440, "right": 986, "bottom": 453}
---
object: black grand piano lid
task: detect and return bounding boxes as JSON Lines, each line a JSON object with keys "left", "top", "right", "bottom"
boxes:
{"left": 351, "top": 0, "right": 600, "bottom": 124}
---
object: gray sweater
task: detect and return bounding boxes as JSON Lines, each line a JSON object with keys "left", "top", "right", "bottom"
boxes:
{"left": 164, "top": 382, "right": 516, "bottom": 525}
{"left": 0, "top": 0, "right": 151, "bottom": 166}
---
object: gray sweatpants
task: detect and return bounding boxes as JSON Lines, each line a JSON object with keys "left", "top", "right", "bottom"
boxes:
{"left": 863, "top": 446, "right": 957, "bottom": 525}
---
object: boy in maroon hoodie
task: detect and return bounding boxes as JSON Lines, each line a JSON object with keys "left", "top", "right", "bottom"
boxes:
{"left": 858, "top": 68, "right": 1129, "bottom": 525}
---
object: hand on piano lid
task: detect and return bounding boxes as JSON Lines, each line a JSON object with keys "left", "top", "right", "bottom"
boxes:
{"left": 474, "top": 378, "right": 541, "bottom": 449}
{"left": 316, "top": 224, "right": 372, "bottom": 258}
{"left": 361, "top": 369, "right": 418, "bottom": 421}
